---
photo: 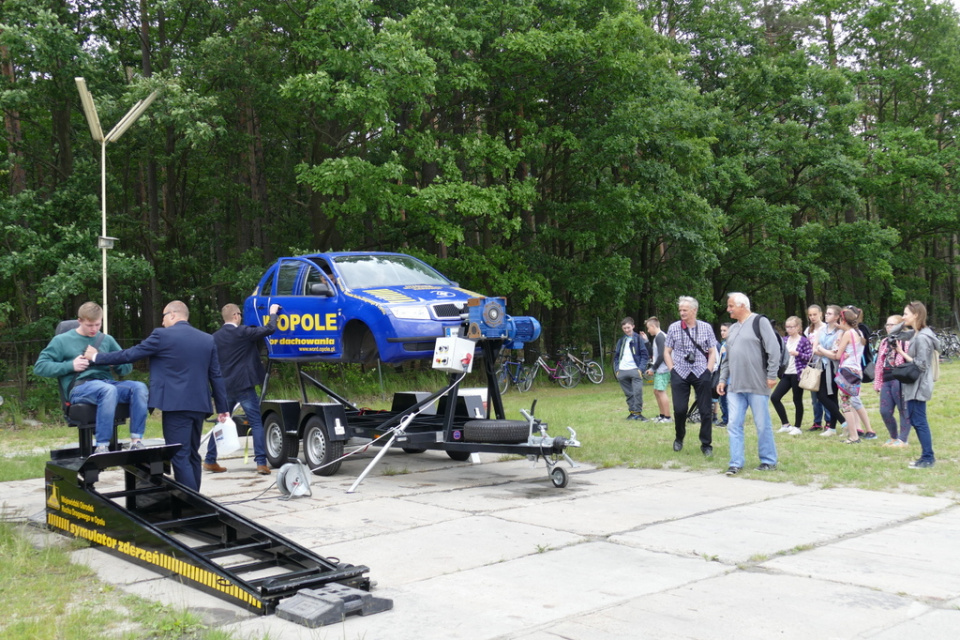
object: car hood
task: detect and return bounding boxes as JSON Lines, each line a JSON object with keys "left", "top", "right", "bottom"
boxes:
{"left": 346, "top": 285, "right": 481, "bottom": 308}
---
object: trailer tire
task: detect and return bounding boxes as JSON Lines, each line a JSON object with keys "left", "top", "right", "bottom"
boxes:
{"left": 264, "top": 413, "right": 298, "bottom": 468}
{"left": 463, "top": 420, "right": 529, "bottom": 444}
{"left": 447, "top": 450, "right": 472, "bottom": 461}
{"left": 402, "top": 447, "right": 427, "bottom": 454}
{"left": 303, "top": 416, "right": 344, "bottom": 476}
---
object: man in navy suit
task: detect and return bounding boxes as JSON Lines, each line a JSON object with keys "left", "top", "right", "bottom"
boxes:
{"left": 203, "top": 302, "right": 279, "bottom": 476}
{"left": 86, "top": 301, "right": 229, "bottom": 491}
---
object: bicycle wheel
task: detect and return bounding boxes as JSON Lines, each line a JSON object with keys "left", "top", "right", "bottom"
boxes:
{"left": 526, "top": 362, "right": 541, "bottom": 389}
{"left": 519, "top": 365, "right": 534, "bottom": 392}
{"left": 585, "top": 361, "right": 604, "bottom": 384}
{"left": 497, "top": 365, "right": 510, "bottom": 394}
{"left": 557, "top": 360, "right": 581, "bottom": 388}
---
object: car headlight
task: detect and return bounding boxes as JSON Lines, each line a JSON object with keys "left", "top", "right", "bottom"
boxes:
{"left": 390, "top": 306, "right": 432, "bottom": 320}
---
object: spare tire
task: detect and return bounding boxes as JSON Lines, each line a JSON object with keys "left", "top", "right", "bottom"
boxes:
{"left": 463, "top": 420, "right": 529, "bottom": 444}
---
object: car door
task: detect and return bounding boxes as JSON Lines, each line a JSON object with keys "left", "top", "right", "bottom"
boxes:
{"left": 249, "top": 257, "right": 343, "bottom": 360}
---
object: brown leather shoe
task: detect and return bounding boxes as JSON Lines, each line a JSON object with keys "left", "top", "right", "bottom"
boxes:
{"left": 256, "top": 465, "right": 271, "bottom": 475}
{"left": 202, "top": 462, "right": 227, "bottom": 473}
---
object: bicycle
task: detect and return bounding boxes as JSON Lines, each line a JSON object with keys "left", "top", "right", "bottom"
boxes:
{"left": 496, "top": 352, "right": 533, "bottom": 393}
{"left": 560, "top": 347, "right": 604, "bottom": 384}
{"left": 526, "top": 350, "right": 581, "bottom": 389}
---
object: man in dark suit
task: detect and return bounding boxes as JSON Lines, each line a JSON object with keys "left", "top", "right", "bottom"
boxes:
{"left": 203, "top": 302, "right": 279, "bottom": 475}
{"left": 86, "top": 300, "right": 229, "bottom": 491}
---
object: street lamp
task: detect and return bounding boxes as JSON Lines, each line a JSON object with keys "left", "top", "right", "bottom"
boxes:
{"left": 76, "top": 77, "right": 158, "bottom": 334}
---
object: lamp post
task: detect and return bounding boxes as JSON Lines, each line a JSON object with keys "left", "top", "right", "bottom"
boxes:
{"left": 75, "top": 77, "right": 158, "bottom": 334}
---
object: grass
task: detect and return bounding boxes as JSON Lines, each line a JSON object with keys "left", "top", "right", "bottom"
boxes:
{"left": 493, "top": 361, "right": 960, "bottom": 498}
{"left": 0, "top": 521, "right": 233, "bottom": 639}
{"left": 0, "top": 359, "right": 957, "bottom": 638}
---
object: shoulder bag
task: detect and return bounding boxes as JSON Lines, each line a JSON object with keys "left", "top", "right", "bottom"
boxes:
{"left": 798, "top": 358, "right": 823, "bottom": 391}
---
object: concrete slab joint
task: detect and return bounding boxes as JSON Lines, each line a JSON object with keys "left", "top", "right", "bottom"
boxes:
{"left": 275, "top": 584, "right": 394, "bottom": 628}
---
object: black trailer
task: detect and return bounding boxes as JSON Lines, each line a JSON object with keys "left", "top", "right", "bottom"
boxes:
{"left": 258, "top": 340, "right": 580, "bottom": 489}
{"left": 45, "top": 435, "right": 386, "bottom": 616}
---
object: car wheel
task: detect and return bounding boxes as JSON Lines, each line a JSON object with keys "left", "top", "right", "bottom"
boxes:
{"left": 303, "top": 415, "right": 344, "bottom": 476}
{"left": 264, "top": 413, "right": 297, "bottom": 468}
{"left": 463, "top": 419, "right": 529, "bottom": 444}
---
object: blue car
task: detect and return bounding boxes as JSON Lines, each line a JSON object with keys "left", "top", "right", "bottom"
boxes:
{"left": 244, "top": 252, "right": 485, "bottom": 364}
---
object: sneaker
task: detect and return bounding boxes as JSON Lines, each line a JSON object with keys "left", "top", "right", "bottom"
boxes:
{"left": 787, "top": 426, "right": 802, "bottom": 436}
{"left": 725, "top": 466, "right": 741, "bottom": 476}
{"left": 626, "top": 413, "right": 638, "bottom": 420}
{"left": 129, "top": 440, "right": 145, "bottom": 451}
{"left": 890, "top": 440, "right": 907, "bottom": 448}
{"left": 673, "top": 440, "right": 683, "bottom": 452}
{"left": 863, "top": 432, "right": 878, "bottom": 440}
{"left": 808, "top": 423, "right": 823, "bottom": 431}
{"left": 94, "top": 444, "right": 109, "bottom": 454}
{"left": 635, "top": 414, "right": 651, "bottom": 423}
{"left": 755, "top": 463, "right": 776, "bottom": 471}
{"left": 777, "top": 424, "right": 793, "bottom": 434}
{"left": 881, "top": 438, "right": 896, "bottom": 447}
{"left": 819, "top": 428, "right": 836, "bottom": 437}
{"left": 716, "top": 421, "right": 727, "bottom": 427}
{"left": 702, "top": 445, "right": 714, "bottom": 458}
{"left": 908, "top": 459, "right": 935, "bottom": 469}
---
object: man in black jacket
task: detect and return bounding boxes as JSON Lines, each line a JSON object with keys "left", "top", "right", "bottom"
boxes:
{"left": 203, "top": 303, "right": 279, "bottom": 475}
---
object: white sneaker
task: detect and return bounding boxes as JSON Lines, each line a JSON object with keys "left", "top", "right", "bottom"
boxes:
{"left": 777, "top": 425, "right": 791, "bottom": 433}
{"left": 819, "top": 428, "right": 836, "bottom": 437}
{"left": 787, "top": 426, "right": 803, "bottom": 436}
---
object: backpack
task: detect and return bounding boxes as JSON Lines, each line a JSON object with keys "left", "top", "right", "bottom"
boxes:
{"left": 753, "top": 314, "right": 784, "bottom": 376}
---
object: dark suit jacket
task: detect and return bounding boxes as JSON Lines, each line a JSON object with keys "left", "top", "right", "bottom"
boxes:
{"left": 213, "top": 316, "right": 276, "bottom": 396}
{"left": 94, "top": 321, "right": 229, "bottom": 415}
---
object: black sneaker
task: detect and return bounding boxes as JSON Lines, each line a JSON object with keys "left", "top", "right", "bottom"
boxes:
{"left": 724, "top": 466, "right": 741, "bottom": 476}
{"left": 807, "top": 423, "right": 823, "bottom": 431}
{"left": 701, "top": 445, "right": 713, "bottom": 458}
{"left": 635, "top": 414, "right": 650, "bottom": 423}
{"left": 755, "top": 463, "right": 776, "bottom": 471}
{"left": 908, "top": 459, "right": 935, "bottom": 469}
{"left": 673, "top": 440, "right": 683, "bottom": 452}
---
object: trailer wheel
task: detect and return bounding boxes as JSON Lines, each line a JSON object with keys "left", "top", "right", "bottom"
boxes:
{"left": 463, "top": 420, "right": 529, "bottom": 444}
{"left": 446, "top": 450, "right": 471, "bottom": 461}
{"left": 303, "top": 416, "right": 344, "bottom": 476}
{"left": 264, "top": 413, "right": 298, "bottom": 468}
{"left": 402, "top": 447, "right": 427, "bottom": 454}
{"left": 550, "top": 466, "right": 569, "bottom": 488}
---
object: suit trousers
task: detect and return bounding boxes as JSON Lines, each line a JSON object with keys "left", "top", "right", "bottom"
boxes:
{"left": 163, "top": 410, "right": 207, "bottom": 491}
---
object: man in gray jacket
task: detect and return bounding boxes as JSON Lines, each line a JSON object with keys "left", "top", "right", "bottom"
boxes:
{"left": 717, "top": 292, "right": 780, "bottom": 475}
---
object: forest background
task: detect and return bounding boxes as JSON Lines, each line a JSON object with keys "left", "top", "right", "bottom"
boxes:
{"left": 2, "top": 0, "right": 960, "bottom": 396}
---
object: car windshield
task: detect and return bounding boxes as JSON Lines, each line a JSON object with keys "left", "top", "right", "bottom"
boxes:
{"left": 333, "top": 255, "right": 451, "bottom": 289}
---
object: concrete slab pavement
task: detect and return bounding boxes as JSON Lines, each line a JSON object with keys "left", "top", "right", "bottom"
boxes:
{"left": 3, "top": 442, "right": 960, "bottom": 639}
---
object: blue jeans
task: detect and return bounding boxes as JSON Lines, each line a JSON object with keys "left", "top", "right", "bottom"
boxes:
{"left": 726, "top": 391, "right": 778, "bottom": 469}
{"left": 71, "top": 379, "right": 148, "bottom": 446}
{"left": 205, "top": 387, "right": 267, "bottom": 465}
{"left": 907, "top": 400, "right": 934, "bottom": 463}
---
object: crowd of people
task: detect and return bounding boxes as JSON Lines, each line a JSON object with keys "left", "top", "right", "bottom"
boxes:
{"left": 613, "top": 296, "right": 940, "bottom": 472}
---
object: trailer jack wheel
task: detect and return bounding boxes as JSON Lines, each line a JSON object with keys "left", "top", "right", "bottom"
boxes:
{"left": 550, "top": 465, "right": 568, "bottom": 488}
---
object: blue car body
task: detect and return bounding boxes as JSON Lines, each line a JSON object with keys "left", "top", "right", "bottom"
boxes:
{"left": 244, "top": 252, "right": 483, "bottom": 363}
